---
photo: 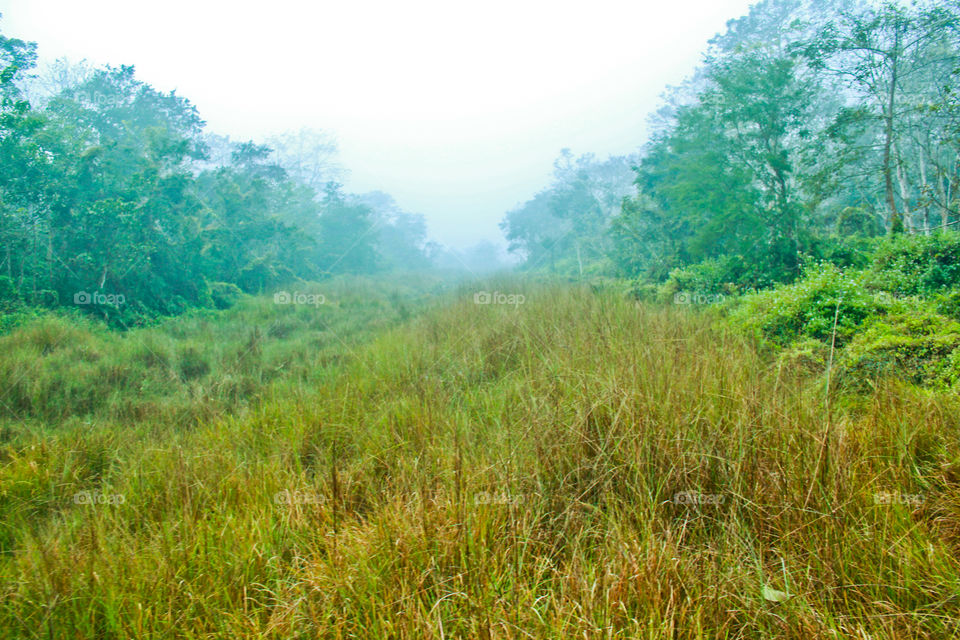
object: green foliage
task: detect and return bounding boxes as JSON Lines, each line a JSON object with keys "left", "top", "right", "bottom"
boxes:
{"left": 729, "top": 242, "right": 960, "bottom": 393}
{"left": 0, "top": 275, "right": 18, "bottom": 308}
{"left": 835, "top": 206, "right": 885, "bottom": 237}
{"left": 501, "top": 151, "right": 635, "bottom": 273}
{"left": 861, "top": 233, "right": 960, "bottom": 295}
{"left": 662, "top": 255, "right": 766, "bottom": 296}
{"left": 602, "top": 0, "right": 960, "bottom": 301}
{"left": 839, "top": 311, "right": 960, "bottom": 390}
{"left": 775, "top": 336, "right": 830, "bottom": 375}
{"left": 610, "top": 49, "right": 817, "bottom": 284}
{"left": 732, "top": 264, "right": 891, "bottom": 346}
{"left": 315, "top": 184, "right": 381, "bottom": 275}
{"left": 0, "top": 26, "right": 432, "bottom": 327}
{"left": 625, "top": 280, "right": 659, "bottom": 302}
{"left": 802, "top": 233, "right": 881, "bottom": 271}
{"left": 934, "top": 289, "right": 960, "bottom": 321}
{"left": 205, "top": 281, "right": 243, "bottom": 310}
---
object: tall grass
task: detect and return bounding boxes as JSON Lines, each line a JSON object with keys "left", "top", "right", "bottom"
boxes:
{"left": 1, "top": 278, "right": 958, "bottom": 638}
{"left": 0, "top": 275, "right": 446, "bottom": 431}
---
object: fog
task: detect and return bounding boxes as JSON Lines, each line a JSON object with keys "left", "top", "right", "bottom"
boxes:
{"left": 0, "top": 0, "right": 755, "bottom": 248}
{"left": 4, "top": 2, "right": 960, "bottom": 633}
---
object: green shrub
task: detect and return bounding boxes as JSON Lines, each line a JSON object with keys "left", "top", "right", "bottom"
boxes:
{"left": 934, "top": 290, "right": 960, "bottom": 321}
{"left": 775, "top": 336, "right": 831, "bottom": 375}
{"left": 862, "top": 232, "right": 960, "bottom": 295}
{"left": 661, "top": 257, "right": 746, "bottom": 300}
{"left": 731, "top": 263, "right": 890, "bottom": 346}
{"left": 835, "top": 206, "right": 886, "bottom": 237}
{"left": 626, "top": 280, "right": 659, "bottom": 302}
{"left": 208, "top": 281, "right": 244, "bottom": 310}
{"left": 0, "top": 276, "right": 19, "bottom": 306}
{"left": 838, "top": 311, "right": 960, "bottom": 389}
{"left": 0, "top": 309, "right": 47, "bottom": 335}
{"left": 802, "top": 234, "right": 881, "bottom": 271}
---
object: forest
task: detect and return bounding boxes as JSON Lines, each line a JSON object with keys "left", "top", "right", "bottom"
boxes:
{"left": 3, "top": 0, "right": 960, "bottom": 638}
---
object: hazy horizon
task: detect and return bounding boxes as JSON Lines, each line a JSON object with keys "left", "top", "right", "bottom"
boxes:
{"left": 0, "top": 0, "right": 756, "bottom": 249}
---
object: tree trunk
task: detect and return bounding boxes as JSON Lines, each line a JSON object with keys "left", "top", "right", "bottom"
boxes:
{"left": 918, "top": 144, "right": 930, "bottom": 235}
{"left": 884, "top": 40, "right": 901, "bottom": 233}
{"left": 937, "top": 172, "right": 950, "bottom": 230}
{"left": 895, "top": 147, "right": 911, "bottom": 232}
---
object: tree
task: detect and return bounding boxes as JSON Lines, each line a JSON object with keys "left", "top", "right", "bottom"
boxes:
{"left": 357, "top": 191, "right": 431, "bottom": 270}
{"left": 316, "top": 183, "right": 380, "bottom": 275}
{"left": 612, "top": 48, "right": 816, "bottom": 284}
{"left": 265, "top": 128, "right": 343, "bottom": 193}
{"left": 500, "top": 150, "right": 636, "bottom": 274}
{"left": 799, "top": 1, "right": 960, "bottom": 232}
{"left": 0, "top": 24, "right": 429, "bottom": 323}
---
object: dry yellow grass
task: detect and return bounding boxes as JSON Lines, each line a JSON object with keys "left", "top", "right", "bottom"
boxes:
{"left": 1, "top": 278, "right": 959, "bottom": 638}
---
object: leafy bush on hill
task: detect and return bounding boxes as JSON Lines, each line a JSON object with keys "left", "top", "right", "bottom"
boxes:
{"left": 731, "top": 264, "right": 890, "bottom": 346}
{"left": 727, "top": 237, "right": 960, "bottom": 392}
{"left": 861, "top": 234, "right": 960, "bottom": 295}
{"left": 661, "top": 257, "right": 743, "bottom": 298}
{"left": 838, "top": 312, "right": 960, "bottom": 390}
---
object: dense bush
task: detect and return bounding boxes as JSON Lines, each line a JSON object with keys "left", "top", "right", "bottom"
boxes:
{"left": 802, "top": 234, "right": 882, "bottom": 271}
{"left": 661, "top": 257, "right": 744, "bottom": 298}
{"left": 731, "top": 263, "right": 891, "bottom": 346}
{"left": 729, "top": 242, "right": 960, "bottom": 392}
{"left": 206, "top": 281, "right": 243, "bottom": 310}
{"left": 935, "top": 290, "right": 960, "bottom": 321}
{"left": 838, "top": 311, "right": 960, "bottom": 390}
{"left": 861, "top": 233, "right": 960, "bottom": 295}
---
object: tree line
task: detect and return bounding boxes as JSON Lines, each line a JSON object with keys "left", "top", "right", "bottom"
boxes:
{"left": 0, "top": 28, "right": 435, "bottom": 326}
{"left": 502, "top": 0, "right": 960, "bottom": 290}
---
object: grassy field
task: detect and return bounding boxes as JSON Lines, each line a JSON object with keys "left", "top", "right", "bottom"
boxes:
{"left": 2, "top": 277, "right": 959, "bottom": 638}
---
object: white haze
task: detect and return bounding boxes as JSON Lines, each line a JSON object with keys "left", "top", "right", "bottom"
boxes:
{"left": 0, "top": 0, "right": 756, "bottom": 248}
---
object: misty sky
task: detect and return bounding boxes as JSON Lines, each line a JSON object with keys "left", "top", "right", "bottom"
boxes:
{"left": 0, "top": 0, "right": 755, "bottom": 248}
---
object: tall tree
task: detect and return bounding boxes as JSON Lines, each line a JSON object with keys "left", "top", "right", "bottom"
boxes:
{"left": 799, "top": 1, "right": 960, "bottom": 232}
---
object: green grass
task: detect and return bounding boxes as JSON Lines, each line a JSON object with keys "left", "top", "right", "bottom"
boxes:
{"left": 0, "top": 274, "right": 449, "bottom": 431}
{"left": 1, "top": 277, "right": 959, "bottom": 638}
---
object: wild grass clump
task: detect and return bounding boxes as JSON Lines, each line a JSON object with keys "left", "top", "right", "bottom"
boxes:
{"left": 1, "top": 277, "right": 958, "bottom": 638}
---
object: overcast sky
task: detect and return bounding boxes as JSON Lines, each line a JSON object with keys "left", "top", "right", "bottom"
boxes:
{"left": 0, "top": 0, "right": 755, "bottom": 248}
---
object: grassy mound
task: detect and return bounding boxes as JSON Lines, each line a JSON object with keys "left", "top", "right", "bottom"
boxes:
{"left": 731, "top": 259, "right": 960, "bottom": 393}
{"left": 839, "top": 313, "right": 960, "bottom": 390}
